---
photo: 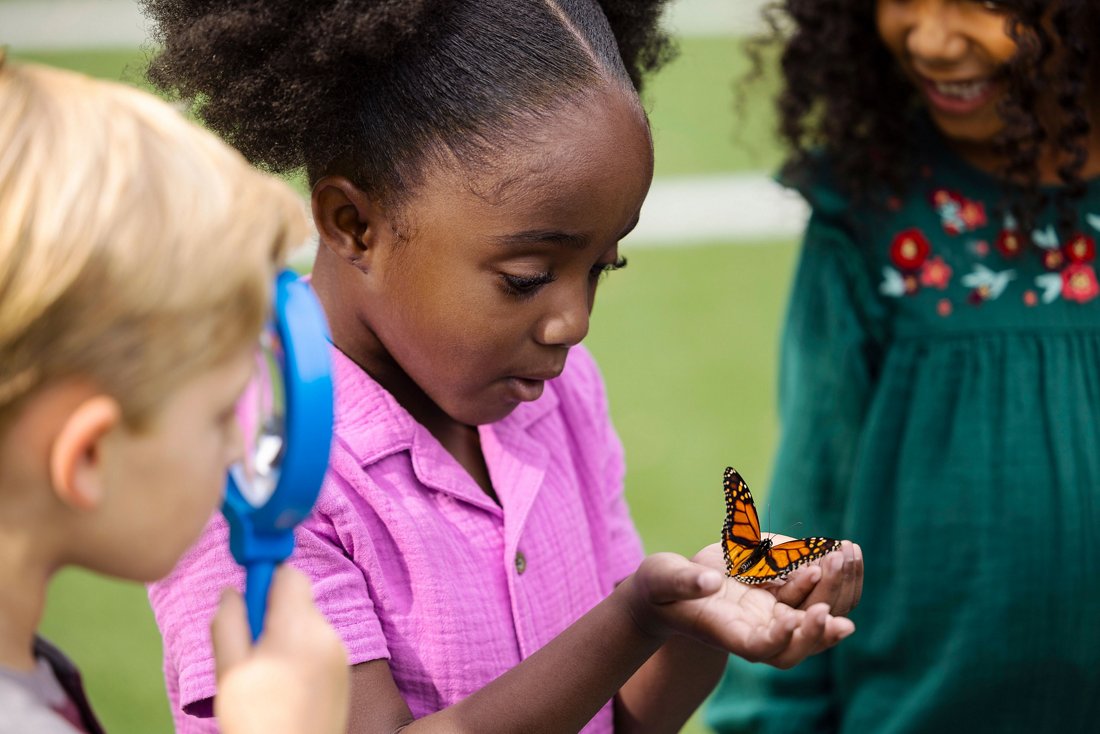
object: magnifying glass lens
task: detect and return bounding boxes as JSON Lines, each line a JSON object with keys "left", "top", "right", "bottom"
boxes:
{"left": 230, "top": 325, "right": 287, "bottom": 508}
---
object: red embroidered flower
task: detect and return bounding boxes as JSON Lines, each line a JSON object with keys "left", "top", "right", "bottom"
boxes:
{"left": 890, "top": 229, "right": 931, "bottom": 271}
{"left": 1042, "top": 248, "right": 1066, "bottom": 270}
{"left": 1064, "top": 233, "right": 1096, "bottom": 263}
{"left": 968, "top": 285, "right": 991, "bottom": 305}
{"left": 995, "top": 229, "right": 1023, "bottom": 258}
{"left": 931, "top": 190, "right": 986, "bottom": 234}
{"left": 937, "top": 299, "right": 953, "bottom": 317}
{"left": 903, "top": 274, "right": 920, "bottom": 295}
{"left": 1023, "top": 290, "right": 1038, "bottom": 307}
{"left": 1062, "top": 263, "right": 1100, "bottom": 303}
{"left": 919, "top": 256, "right": 952, "bottom": 289}
{"left": 960, "top": 200, "right": 987, "bottom": 229}
{"left": 972, "top": 240, "right": 990, "bottom": 257}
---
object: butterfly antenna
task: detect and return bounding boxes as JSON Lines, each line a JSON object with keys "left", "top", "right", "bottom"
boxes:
{"left": 785, "top": 520, "right": 805, "bottom": 538}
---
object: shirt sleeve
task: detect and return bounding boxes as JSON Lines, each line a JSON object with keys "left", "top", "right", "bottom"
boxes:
{"left": 706, "top": 182, "right": 884, "bottom": 734}
{"left": 148, "top": 466, "right": 386, "bottom": 725}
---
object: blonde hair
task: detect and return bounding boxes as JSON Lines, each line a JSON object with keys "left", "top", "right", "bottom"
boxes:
{"left": 0, "top": 57, "right": 308, "bottom": 430}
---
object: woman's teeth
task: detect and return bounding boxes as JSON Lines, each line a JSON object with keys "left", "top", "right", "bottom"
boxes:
{"left": 931, "top": 79, "right": 990, "bottom": 100}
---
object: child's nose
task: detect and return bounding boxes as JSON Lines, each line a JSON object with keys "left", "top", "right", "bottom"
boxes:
{"left": 535, "top": 291, "right": 591, "bottom": 348}
{"left": 905, "top": 1, "right": 969, "bottom": 66}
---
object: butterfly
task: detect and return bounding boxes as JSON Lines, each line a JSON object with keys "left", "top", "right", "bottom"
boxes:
{"left": 722, "top": 467, "right": 840, "bottom": 585}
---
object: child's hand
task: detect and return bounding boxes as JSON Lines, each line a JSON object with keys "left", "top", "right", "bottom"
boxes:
{"left": 756, "top": 538, "right": 864, "bottom": 616}
{"left": 212, "top": 566, "right": 349, "bottom": 734}
{"left": 622, "top": 549, "right": 855, "bottom": 670}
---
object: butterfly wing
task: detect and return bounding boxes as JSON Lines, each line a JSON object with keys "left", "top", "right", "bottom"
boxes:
{"left": 720, "top": 466, "right": 841, "bottom": 585}
{"left": 721, "top": 467, "right": 763, "bottom": 575}
{"left": 734, "top": 536, "right": 841, "bottom": 585}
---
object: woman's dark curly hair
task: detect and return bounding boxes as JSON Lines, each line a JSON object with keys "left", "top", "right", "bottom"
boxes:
{"left": 750, "top": 0, "right": 1099, "bottom": 236}
{"left": 140, "top": 0, "right": 674, "bottom": 206}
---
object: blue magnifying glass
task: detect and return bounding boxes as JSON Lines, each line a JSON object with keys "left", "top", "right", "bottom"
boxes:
{"left": 222, "top": 269, "right": 333, "bottom": 641}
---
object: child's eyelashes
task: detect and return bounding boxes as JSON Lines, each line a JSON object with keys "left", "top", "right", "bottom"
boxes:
{"left": 591, "top": 256, "right": 628, "bottom": 280}
{"left": 501, "top": 271, "right": 557, "bottom": 298}
{"left": 500, "top": 257, "right": 627, "bottom": 299}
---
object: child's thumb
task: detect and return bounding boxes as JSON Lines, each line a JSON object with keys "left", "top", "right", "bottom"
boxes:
{"left": 211, "top": 588, "right": 251, "bottom": 681}
{"left": 640, "top": 553, "right": 724, "bottom": 605}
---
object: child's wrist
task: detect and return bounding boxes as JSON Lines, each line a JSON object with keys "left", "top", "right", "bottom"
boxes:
{"left": 613, "top": 573, "right": 674, "bottom": 643}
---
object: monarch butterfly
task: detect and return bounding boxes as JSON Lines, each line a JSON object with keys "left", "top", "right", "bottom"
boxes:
{"left": 722, "top": 467, "right": 840, "bottom": 585}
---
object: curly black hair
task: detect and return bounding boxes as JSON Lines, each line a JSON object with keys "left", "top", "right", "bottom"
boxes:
{"left": 749, "top": 0, "right": 1099, "bottom": 236}
{"left": 140, "top": 0, "right": 675, "bottom": 205}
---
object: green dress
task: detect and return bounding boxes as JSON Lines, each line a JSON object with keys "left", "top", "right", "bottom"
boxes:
{"left": 706, "top": 125, "right": 1100, "bottom": 734}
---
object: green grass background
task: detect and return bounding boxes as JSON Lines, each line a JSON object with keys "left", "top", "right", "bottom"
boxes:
{"left": 14, "top": 36, "right": 797, "bottom": 734}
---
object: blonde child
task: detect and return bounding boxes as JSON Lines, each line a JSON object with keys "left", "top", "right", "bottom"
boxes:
{"left": 0, "top": 57, "right": 347, "bottom": 734}
{"left": 139, "top": 1, "right": 863, "bottom": 732}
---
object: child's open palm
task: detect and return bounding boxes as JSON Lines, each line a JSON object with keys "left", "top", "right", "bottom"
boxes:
{"left": 624, "top": 544, "right": 857, "bottom": 670}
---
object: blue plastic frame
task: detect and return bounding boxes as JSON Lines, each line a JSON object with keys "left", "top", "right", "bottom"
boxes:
{"left": 222, "top": 270, "right": 334, "bottom": 640}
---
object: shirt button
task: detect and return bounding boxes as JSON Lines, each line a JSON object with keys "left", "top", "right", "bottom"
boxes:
{"left": 514, "top": 551, "right": 527, "bottom": 575}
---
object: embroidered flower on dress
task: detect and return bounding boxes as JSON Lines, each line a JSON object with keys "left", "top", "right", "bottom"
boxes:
{"left": 1042, "top": 249, "right": 1067, "bottom": 271}
{"left": 920, "top": 256, "right": 952, "bottom": 289}
{"left": 1064, "top": 233, "right": 1096, "bottom": 263}
{"left": 937, "top": 299, "right": 953, "bottom": 316}
{"left": 931, "top": 189, "right": 987, "bottom": 235}
{"left": 995, "top": 229, "right": 1024, "bottom": 258}
{"left": 1023, "top": 290, "right": 1038, "bottom": 306}
{"left": 1062, "top": 263, "right": 1100, "bottom": 303}
{"left": 890, "top": 228, "right": 931, "bottom": 270}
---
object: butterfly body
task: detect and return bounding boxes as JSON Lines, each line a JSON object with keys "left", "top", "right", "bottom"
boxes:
{"left": 721, "top": 467, "right": 840, "bottom": 585}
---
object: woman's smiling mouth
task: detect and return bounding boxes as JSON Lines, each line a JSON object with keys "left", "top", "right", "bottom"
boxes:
{"left": 918, "top": 74, "right": 1000, "bottom": 115}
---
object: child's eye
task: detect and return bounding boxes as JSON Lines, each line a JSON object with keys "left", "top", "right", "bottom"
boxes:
{"left": 590, "top": 256, "right": 628, "bottom": 280}
{"left": 501, "top": 271, "right": 556, "bottom": 297}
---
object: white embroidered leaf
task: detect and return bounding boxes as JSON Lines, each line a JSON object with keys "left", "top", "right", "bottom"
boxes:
{"left": 879, "top": 267, "right": 906, "bottom": 297}
{"left": 1032, "top": 225, "right": 1060, "bottom": 249}
{"left": 1035, "top": 273, "right": 1062, "bottom": 304}
{"left": 961, "top": 264, "right": 1016, "bottom": 299}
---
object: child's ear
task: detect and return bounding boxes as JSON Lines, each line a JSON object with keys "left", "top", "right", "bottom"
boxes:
{"left": 312, "top": 176, "right": 392, "bottom": 273}
{"left": 49, "top": 395, "right": 121, "bottom": 511}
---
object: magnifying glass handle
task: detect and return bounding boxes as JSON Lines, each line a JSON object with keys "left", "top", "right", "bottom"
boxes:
{"left": 245, "top": 560, "right": 278, "bottom": 641}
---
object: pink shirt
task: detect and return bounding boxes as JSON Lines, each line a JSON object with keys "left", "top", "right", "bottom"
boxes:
{"left": 148, "top": 344, "right": 644, "bottom": 733}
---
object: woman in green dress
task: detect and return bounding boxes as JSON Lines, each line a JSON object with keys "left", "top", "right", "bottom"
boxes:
{"left": 707, "top": 1, "right": 1100, "bottom": 732}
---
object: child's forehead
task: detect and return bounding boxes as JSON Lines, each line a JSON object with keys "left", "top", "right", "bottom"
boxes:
{"left": 444, "top": 89, "right": 652, "bottom": 206}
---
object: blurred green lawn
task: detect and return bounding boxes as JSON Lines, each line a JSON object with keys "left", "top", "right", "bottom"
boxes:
{"left": 16, "top": 36, "right": 797, "bottom": 734}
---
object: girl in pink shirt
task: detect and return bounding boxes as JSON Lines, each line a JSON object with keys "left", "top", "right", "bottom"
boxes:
{"left": 142, "top": 1, "right": 864, "bottom": 732}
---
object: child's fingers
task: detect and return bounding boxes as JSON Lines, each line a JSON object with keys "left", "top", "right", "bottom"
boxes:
{"left": 766, "top": 603, "right": 855, "bottom": 669}
{"left": 211, "top": 588, "right": 251, "bottom": 681}
{"left": 844, "top": 543, "right": 865, "bottom": 614}
{"left": 764, "top": 603, "right": 830, "bottom": 669}
{"left": 770, "top": 564, "right": 822, "bottom": 608}
{"left": 773, "top": 541, "right": 864, "bottom": 615}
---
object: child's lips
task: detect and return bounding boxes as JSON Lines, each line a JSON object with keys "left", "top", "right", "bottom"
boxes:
{"left": 507, "top": 377, "right": 547, "bottom": 402}
{"left": 918, "top": 74, "right": 999, "bottom": 115}
{"left": 506, "top": 367, "right": 563, "bottom": 402}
